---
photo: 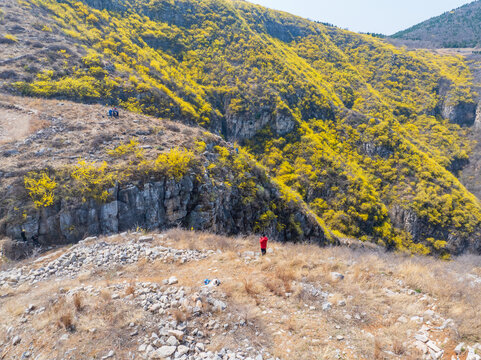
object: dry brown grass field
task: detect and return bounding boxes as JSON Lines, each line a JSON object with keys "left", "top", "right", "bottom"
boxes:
{"left": 1, "top": 230, "right": 480, "bottom": 359}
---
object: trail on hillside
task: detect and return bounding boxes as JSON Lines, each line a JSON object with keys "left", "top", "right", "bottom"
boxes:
{"left": 0, "top": 107, "right": 31, "bottom": 143}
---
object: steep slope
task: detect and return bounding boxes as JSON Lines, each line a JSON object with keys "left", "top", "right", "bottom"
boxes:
{"left": 392, "top": 1, "right": 481, "bottom": 48}
{"left": 0, "top": 95, "right": 331, "bottom": 247}
{"left": 1, "top": 0, "right": 481, "bottom": 255}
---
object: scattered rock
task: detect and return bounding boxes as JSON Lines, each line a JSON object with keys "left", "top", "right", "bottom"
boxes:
{"left": 166, "top": 335, "right": 179, "bottom": 346}
{"left": 153, "top": 346, "right": 176, "bottom": 358}
{"left": 330, "top": 272, "right": 344, "bottom": 281}
{"left": 455, "top": 343, "right": 465, "bottom": 355}
{"left": 3, "top": 149, "right": 19, "bottom": 157}
{"left": 12, "top": 335, "right": 21, "bottom": 346}
{"left": 467, "top": 347, "right": 481, "bottom": 360}
{"left": 321, "top": 302, "right": 332, "bottom": 311}
{"left": 101, "top": 350, "right": 115, "bottom": 359}
{"left": 168, "top": 329, "right": 184, "bottom": 341}
{"left": 177, "top": 345, "right": 189, "bottom": 356}
{"left": 414, "top": 333, "right": 429, "bottom": 343}
{"left": 138, "top": 236, "right": 153, "bottom": 243}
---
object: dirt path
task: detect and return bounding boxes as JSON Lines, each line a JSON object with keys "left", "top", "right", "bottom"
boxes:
{"left": 0, "top": 107, "right": 32, "bottom": 143}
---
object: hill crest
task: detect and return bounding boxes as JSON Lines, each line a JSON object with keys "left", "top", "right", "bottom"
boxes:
{"left": 392, "top": 1, "right": 481, "bottom": 48}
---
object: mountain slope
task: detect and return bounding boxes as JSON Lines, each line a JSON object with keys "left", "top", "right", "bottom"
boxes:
{"left": 0, "top": 95, "right": 330, "bottom": 247}
{"left": 1, "top": 0, "right": 481, "bottom": 255}
{"left": 392, "top": 0, "right": 481, "bottom": 48}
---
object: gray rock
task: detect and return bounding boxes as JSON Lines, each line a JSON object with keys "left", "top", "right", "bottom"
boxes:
{"left": 176, "top": 345, "right": 189, "bottom": 356}
{"left": 168, "top": 276, "right": 178, "bottom": 285}
{"left": 139, "top": 236, "right": 153, "bottom": 242}
{"left": 166, "top": 335, "right": 179, "bottom": 346}
{"left": 3, "top": 149, "right": 19, "bottom": 157}
{"left": 213, "top": 300, "right": 227, "bottom": 311}
{"left": 168, "top": 330, "right": 184, "bottom": 341}
{"left": 101, "top": 350, "right": 115, "bottom": 359}
{"left": 321, "top": 302, "right": 332, "bottom": 311}
{"left": 153, "top": 346, "right": 177, "bottom": 358}
{"left": 330, "top": 272, "right": 344, "bottom": 281}
{"left": 467, "top": 347, "right": 481, "bottom": 360}
{"left": 454, "top": 342, "right": 465, "bottom": 355}
{"left": 12, "top": 335, "right": 21, "bottom": 345}
{"left": 426, "top": 340, "right": 441, "bottom": 353}
{"left": 414, "top": 333, "right": 429, "bottom": 343}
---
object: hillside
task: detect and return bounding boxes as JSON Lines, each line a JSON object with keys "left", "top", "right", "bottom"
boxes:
{"left": 1, "top": 0, "right": 481, "bottom": 256}
{"left": 392, "top": 1, "right": 481, "bottom": 48}
{"left": 0, "top": 95, "right": 330, "bottom": 250}
{"left": 1, "top": 230, "right": 481, "bottom": 359}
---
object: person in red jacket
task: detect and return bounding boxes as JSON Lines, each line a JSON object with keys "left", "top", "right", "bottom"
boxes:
{"left": 259, "top": 234, "right": 268, "bottom": 255}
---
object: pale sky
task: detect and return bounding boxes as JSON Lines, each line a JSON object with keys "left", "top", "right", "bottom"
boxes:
{"left": 247, "top": 0, "right": 474, "bottom": 35}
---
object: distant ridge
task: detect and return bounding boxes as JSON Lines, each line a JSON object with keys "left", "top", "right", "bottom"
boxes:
{"left": 392, "top": 1, "right": 481, "bottom": 48}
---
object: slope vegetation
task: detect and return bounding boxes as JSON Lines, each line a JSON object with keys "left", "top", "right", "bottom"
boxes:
{"left": 0, "top": 95, "right": 330, "bottom": 247}
{"left": 392, "top": 1, "right": 481, "bottom": 48}
{"left": 1, "top": 0, "right": 481, "bottom": 255}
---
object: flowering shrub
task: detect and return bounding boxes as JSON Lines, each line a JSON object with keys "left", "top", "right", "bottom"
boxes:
{"left": 24, "top": 172, "right": 57, "bottom": 207}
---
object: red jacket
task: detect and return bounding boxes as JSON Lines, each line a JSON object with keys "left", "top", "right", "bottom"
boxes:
{"left": 259, "top": 236, "right": 268, "bottom": 249}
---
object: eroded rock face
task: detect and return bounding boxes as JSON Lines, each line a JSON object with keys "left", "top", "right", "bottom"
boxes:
{"left": 4, "top": 174, "right": 330, "bottom": 248}
{"left": 442, "top": 101, "right": 477, "bottom": 127}
{"left": 435, "top": 78, "right": 477, "bottom": 127}
{"left": 474, "top": 101, "right": 481, "bottom": 130}
{"left": 388, "top": 205, "right": 480, "bottom": 255}
{"left": 222, "top": 102, "right": 297, "bottom": 141}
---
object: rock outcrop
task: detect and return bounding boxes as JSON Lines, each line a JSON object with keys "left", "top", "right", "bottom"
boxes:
{"left": 388, "top": 205, "right": 479, "bottom": 255}
{"left": 2, "top": 173, "right": 330, "bottom": 248}
{"left": 442, "top": 100, "right": 477, "bottom": 127}
{"left": 435, "top": 78, "right": 477, "bottom": 127}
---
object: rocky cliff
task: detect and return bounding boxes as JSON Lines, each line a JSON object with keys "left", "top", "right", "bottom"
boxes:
{"left": 3, "top": 173, "right": 329, "bottom": 247}
{"left": 0, "top": 97, "right": 331, "bottom": 251}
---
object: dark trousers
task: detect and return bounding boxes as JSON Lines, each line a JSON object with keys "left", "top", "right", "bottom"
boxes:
{"left": 261, "top": 248, "right": 266, "bottom": 256}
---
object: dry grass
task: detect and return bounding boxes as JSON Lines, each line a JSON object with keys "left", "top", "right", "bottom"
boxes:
{"left": 124, "top": 282, "right": 135, "bottom": 297}
{"left": 242, "top": 278, "right": 259, "bottom": 297}
{"left": 58, "top": 312, "right": 75, "bottom": 332}
{"left": 392, "top": 339, "right": 405, "bottom": 355}
{"left": 73, "top": 293, "right": 83, "bottom": 312}
{"left": 373, "top": 338, "right": 383, "bottom": 360}
{"left": 170, "top": 308, "right": 187, "bottom": 323}
{"left": 164, "top": 228, "right": 238, "bottom": 252}
{"left": 100, "top": 289, "right": 111, "bottom": 301}
{"left": 28, "top": 117, "right": 49, "bottom": 133}
{"left": 1, "top": 230, "right": 480, "bottom": 359}
{"left": 0, "top": 94, "right": 204, "bottom": 196}
{"left": 264, "top": 277, "right": 285, "bottom": 297}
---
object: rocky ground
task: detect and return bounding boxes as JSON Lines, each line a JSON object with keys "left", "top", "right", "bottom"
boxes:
{"left": 1, "top": 230, "right": 481, "bottom": 359}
